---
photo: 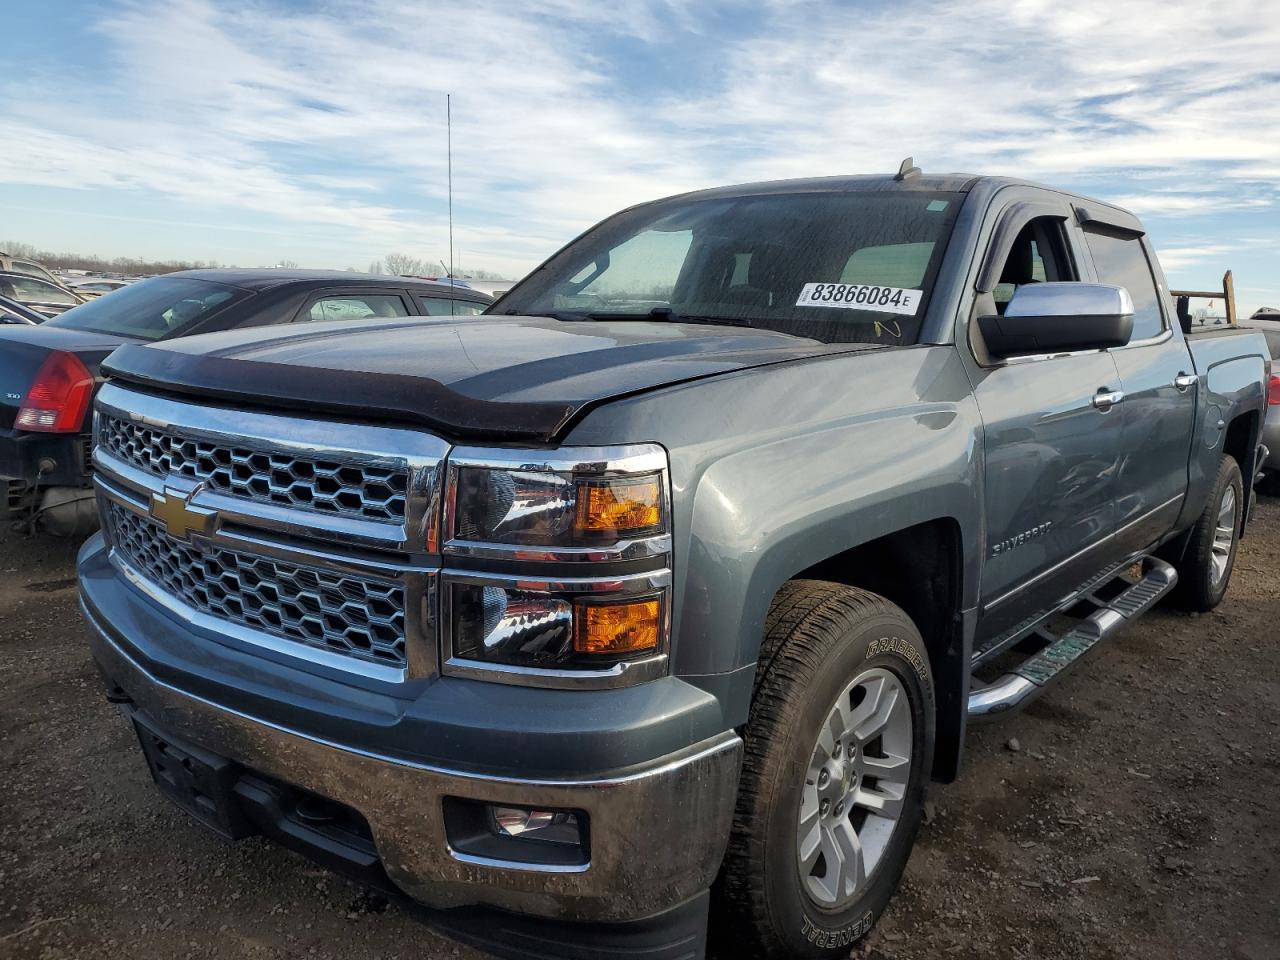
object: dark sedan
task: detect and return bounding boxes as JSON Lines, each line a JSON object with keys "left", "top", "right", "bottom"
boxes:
{"left": 1, "top": 269, "right": 492, "bottom": 533}
{"left": 0, "top": 295, "right": 46, "bottom": 325}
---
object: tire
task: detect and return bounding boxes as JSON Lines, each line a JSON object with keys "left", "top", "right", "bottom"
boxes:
{"left": 1172, "top": 456, "right": 1244, "bottom": 612}
{"left": 714, "top": 581, "right": 935, "bottom": 959}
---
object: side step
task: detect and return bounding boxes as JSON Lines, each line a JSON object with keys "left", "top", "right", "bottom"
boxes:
{"left": 967, "top": 557, "right": 1178, "bottom": 719}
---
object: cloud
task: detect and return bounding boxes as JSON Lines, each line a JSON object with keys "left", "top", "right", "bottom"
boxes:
{"left": 1151, "top": 244, "right": 1238, "bottom": 273}
{"left": 1, "top": 0, "right": 1277, "bottom": 273}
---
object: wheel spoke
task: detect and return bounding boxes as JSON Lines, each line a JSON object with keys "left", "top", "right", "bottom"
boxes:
{"left": 798, "top": 813, "right": 823, "bottom": 872}
{"left": 817, "top": 818, "right": 865, "bottom": 901}
{"left": 851, "top": 781, "right": 906, "bottom": 821}
{"left": 861, "top": 751, "right": 911, "bottom": 785}
{"left": 845, "top": 675, "right": 884, "bottom": 738}
{"left": 851, "top": 678, "right": 900, "bottom": 745}
{"left": 827, "top": 692, "right": 854, "bottom": 747}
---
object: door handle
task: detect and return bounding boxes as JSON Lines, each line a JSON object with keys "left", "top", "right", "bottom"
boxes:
{"left": 1092, "top": 389, "right": 1125, "bottom": 410}
{"left": 1173, "top": 373, "right": 1197, "bottom": 391}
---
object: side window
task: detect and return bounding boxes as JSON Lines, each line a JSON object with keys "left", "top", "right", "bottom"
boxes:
{"left": 992, "top": 218, "right": 1073, "bottom": 313}
{"left": 418, "top": 296, "right": 485, "bottom": 316}
{"left": 303, "top": 294, "right": 408, "bottom": 323}
{"left": 1083, "top": 229, "right": 1164, "bottom": 341}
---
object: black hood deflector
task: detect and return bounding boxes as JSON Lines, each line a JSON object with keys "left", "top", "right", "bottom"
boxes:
{"left": 103, "top": 345, "right": 579, "bottom": 442}
{"left": 102, "top": 316, "right": 880, "bottom": 444}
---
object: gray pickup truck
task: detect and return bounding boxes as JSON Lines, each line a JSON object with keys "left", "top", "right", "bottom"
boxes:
{"left": 78, "top": 170, "right": 1270, "bottom": 960}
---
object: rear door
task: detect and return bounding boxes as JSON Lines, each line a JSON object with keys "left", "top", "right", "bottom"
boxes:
{"left": 965, "top": 196, "right": 1127, "bottom": 649}
{"left": 1077, "top": 212, "right": 1197, "bottom": 553}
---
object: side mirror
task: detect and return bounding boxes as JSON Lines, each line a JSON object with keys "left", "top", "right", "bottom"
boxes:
{"left": 978, "top": 283, "right": 1134, "bottom": 358}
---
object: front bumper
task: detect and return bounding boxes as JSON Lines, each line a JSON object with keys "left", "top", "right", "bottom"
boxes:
{"left": 80, "top": 535, "right": 742, "bottom": 925}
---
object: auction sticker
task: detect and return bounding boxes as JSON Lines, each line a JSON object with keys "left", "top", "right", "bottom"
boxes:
{"left": 796, "top": 283, "right": 921, "bottom": 315}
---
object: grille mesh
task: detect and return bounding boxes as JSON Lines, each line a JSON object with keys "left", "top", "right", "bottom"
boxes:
{"left": 98, "top": 415, "right": 408, "bottom": 523}
{"left": 105, "top": 502, "right": 407, "bottom": 668}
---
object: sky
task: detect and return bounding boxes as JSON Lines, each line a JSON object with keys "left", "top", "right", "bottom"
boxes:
{"left": 2, "top": 0, "right": 1278, "bottom": 314}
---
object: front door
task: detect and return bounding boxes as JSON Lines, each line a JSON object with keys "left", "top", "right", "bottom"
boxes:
{"left": 968, "top": 206, "right": 1127, "bottom": 648}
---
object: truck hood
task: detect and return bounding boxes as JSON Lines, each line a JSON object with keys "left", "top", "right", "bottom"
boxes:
{"left": 102, "top": 315, "right": 876, "bottom": 443}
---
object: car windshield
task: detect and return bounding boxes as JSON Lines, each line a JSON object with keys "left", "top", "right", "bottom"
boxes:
{"left": 498, "top": 189, "right": 965, "bottom": 344}
{"left": 0, "top": 274, "right": 80, "bottom": 305}
{"left": 45, "top": 276, "right": 247, "bottom": 340}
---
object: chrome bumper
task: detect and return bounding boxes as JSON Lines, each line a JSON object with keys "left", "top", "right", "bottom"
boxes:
{"left": 85, "top": 607, "right": 742, "bottom": 923}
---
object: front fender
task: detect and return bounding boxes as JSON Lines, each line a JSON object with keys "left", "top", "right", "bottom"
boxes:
{"left": 566, "top": 345, "right": 983, "bottom": 683}
{"left": 680, "top": 392, "right": 981, "bottom": 677}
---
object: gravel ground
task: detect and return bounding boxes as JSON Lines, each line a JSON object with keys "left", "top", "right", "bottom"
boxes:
{"left": 1, "top": 500, "right": 1277, "bottom": 960}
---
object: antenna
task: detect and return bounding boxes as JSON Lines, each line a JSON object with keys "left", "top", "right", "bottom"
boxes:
{"left": 894, "top": 156, "right": 921, "bottom": 181}
{"left": 447, "top": 94, "right": 455, "bottom": 283}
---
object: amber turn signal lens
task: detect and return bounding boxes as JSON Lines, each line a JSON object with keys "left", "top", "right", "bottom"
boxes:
{"left": 574, "top": 598, "right": 661, "bottom": 656}
{"left": 574, "top": 477, "right": 662, "bottom": 535}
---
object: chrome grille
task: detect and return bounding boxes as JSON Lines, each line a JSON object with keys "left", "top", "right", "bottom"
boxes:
{"left": 98, "top": 414, "right": 409, "bottom": 523}
{"left": 104, "top": 502, "right": 407, "bottom": 668}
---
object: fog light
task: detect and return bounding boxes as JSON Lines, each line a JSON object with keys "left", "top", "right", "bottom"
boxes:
{"left": 491, "top": 805, "right": 582, "bottom": 846}
{"left": 573, "top": 597, "right": 661, "bottom": 656}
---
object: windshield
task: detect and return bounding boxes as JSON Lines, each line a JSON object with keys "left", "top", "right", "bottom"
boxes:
{"left": 45, "top": 276, "right": 248, "bottom": 340}
{"left": 0, "top": 274, "right": 80, "bottom": 305}
{"left": 498, "top": 189, "right": 965, "bottom": 344}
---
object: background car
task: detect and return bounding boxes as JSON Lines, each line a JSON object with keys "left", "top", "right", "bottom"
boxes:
{"left": 0, "top": 269, "right": 492, "bottom": 534}
{"left": 0, "top": 270, "right": 87, "bottom": 317}
{"left": 0, "top": 251, "right": 64, "bottom": 286}
{"left": 66, "top": 277, "right": 131, "bottom": 298}
{"left": 0, "top": 295, "right": 46, "bottom": 325}
{"left": 1240, "top": 312, "right": 1280, "bottom": 490}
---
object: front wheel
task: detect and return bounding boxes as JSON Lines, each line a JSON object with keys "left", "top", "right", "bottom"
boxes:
{"left": 714, "top": 581, "right": 934, "bottom": 958}
{"left": 1173, "top": 455, "right": 1243, "bottom": 612}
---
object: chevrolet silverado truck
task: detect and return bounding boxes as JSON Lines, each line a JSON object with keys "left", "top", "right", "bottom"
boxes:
{"left": 78, "top": 170, "right": 1270, "bottom": 960}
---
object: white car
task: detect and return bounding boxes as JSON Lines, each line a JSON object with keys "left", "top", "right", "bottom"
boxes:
{"left": 67, "top": 278, "right": 131, "bottom": 298}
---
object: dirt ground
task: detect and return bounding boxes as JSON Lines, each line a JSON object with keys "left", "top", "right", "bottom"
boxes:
{"left": 1, "top": 501, "right": 1277, "bottom": 960}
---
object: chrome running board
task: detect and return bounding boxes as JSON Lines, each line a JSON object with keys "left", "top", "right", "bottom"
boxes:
{"left": 967, "top": 557, "right": 1178, "bottom": 719}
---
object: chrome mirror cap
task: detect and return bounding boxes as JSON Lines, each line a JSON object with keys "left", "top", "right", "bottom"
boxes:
{"left": 1004, "top": 282, "right": 1133, "bottom": 320}
{"left": 980, "top": 282, "right": 1135, "bottom": 358}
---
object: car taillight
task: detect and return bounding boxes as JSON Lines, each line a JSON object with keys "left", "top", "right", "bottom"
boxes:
{"left": 15, "top": 351, "right": 95, "bottom": 432}
{"left": 1269, "top": 375, "right": 1280, "bottom": 407}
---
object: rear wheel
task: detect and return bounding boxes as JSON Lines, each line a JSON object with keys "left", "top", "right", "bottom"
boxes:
{"left": 715, "top": 581, "right": 934, "bottom": 958}
{"left": 1173, "top": 456, "right": 1243, "bottom": 612}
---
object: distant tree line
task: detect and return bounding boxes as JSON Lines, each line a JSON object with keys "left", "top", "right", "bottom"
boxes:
{"left": 369, "top": 253, "right": 510, "bottom": 280}
{"left": 3, "top": 240, "right": 511, "bottom": 280}
{"left": 1, "top": 240, "right": 225, "bottom": 276}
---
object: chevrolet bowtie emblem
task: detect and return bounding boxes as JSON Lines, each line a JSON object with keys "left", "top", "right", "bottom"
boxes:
{"left": 149, "top": 486, "right": 217, "bottom": 541}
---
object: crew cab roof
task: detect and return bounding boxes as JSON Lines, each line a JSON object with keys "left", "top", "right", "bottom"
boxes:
{"left": 665, "top": 173, "right": 1143, "bottom": 233}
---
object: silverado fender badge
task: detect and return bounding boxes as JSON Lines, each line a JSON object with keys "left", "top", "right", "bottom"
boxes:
{"left": 149, "top": 484, "right": 217, "bottom": 542}
{"left": 991, "top": 521, "right": 1053, "bottom": 556}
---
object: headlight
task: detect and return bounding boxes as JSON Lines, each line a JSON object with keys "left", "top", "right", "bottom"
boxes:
{"left": 442, "top": 444, "right": 671, "bottom": 686}
{"left": 451, "top": 467, "right": 665, "bottom": 545}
